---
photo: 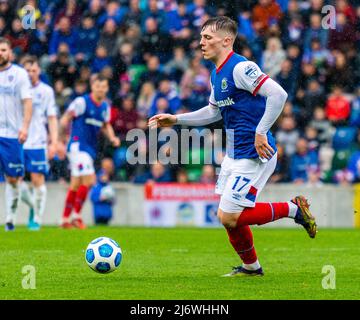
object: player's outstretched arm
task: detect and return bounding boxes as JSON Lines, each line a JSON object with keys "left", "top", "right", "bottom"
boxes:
{"left": 148, "top": 113, "right": 177, "bottom": 129}
{"left": 148, "top": 105, "right": 222, "bottom": 129}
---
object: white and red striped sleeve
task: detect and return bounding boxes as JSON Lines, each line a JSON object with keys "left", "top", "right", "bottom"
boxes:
{"left": 66, "top": 96, "right": 86, "bottom": 117}
{"left": 233, "top": 61, "right": 269, "bottom": 96}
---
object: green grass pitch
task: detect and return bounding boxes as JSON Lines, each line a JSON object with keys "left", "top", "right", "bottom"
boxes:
{"left": 0, "top": 226, "right": 359, "bottom": 300}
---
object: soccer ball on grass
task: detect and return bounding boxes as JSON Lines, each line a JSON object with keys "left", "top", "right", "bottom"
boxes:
{"left": 85, "top": 237, "right": 122, "bottom": 273}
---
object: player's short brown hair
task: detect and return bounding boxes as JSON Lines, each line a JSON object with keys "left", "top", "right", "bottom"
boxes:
{"left": 92, "top": 74, "right": 109, "bottom": 84}
{"left": 0, "top": 37, "right": 11, "bottom": 48}
{"left": 201, "top": 16, "right": 238, "bottom": 37}
{"left": 22, "top": 55, "right": 39, "bottom": 66}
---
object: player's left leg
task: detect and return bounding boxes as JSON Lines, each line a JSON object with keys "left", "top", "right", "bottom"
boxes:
{"left": 29, "top": 172, "right": 46, "bottom": 230}
{"left": 71, "top": 173, "right": 96, "bottom": 229}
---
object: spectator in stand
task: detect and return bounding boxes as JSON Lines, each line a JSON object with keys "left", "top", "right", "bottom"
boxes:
{"left": 98, "top": 18, "right": 118, "bottom": 57}
{"left": 53, "top": 78, "right": 72, "bottom": 114}
{"left": 299, "top": 79, "right": 326, "bottom": 128}
{"left": 286, "top": 43, "right": 302, "bottom": 75}
{"left": 350, "top": 86, "right": 360, "bottom": 128}
{"left": 164, "top": 46, "right": 190, "bottom": 83}
{"left": 138, "top": 55, "right": 166, "bottom": 91}
{"left": 346, "top": 150, "right": 360, "bottom": 183}
{"left": 112, "top": 41, "right": 134, "bottom": 83}
{"left": 133, "top": 162, "right": 172, "bottom": 184}
{"left": 97, "top": 0, "right": 127, "bottom": 27}
{"left": 290, "top": 138, "right": 320, "bottom": 185}
{"left": 0, "top": 0, "right": 14, "bottom": 31}
{"left": 47, "top": 50, "right": 77, "bottom": 87}
{"left": 328, "top": 12, "right": 357, "bottom": 52}
{"left": 199, "top": 165, "right": 216, "bottom": 184}
{"left": 176, "top": 168, "right": 189, "bottom": 183}
{"left": 325, "top": 86, "right": 351, "bottom": 126}
{"left": 302, "top": 38, "right": 334, "bottom": 71}
{"left": 5, "top": 17, "right": 29, "bottom": 55}
{"left": 186, "top": 74, "right": 211, "bottom": 112}
{"left": 275, "top": 115, "right": 300, "bottom": 157}
{"left": 123, "top": 0, "right": 143, "bottom": 26}
{"left": 326, "top": 51, "right": 355, "bottom": 93}
{"left": 48, "top": 16, "right": 78, "bottom": 61}
{"left": 82, "top": 0, "right": 105, "bottom": 24}
{"left": 136, "top": 81, "right": 156, "bottom": 118}
{"left": 54, "top": 0, "right": 82, "bottom": 27}
{"left": 303, "top": 13, "right": 328, "bottom": 52}
{"left": 90, "top": 169, "right": 116, "bottom": 225}
{"left": 75, "top": 14, "right": 99, "bottom": 65}
{"left": 149, "top": 78, "right": 181, "bottom": 116}
{"left": 304, "top": 125, "right": 320, "bottom": 153}
{"left": 0, "top": 16, "right": 7, "bottom": 37}
{"left": 48, "top": 139, "right": 70, "bottom": 183}
{"left": 140, "top": 16, "right": 172, "bottom": 63}
{"left": 269, "top": 143, "right": 290, "bottom": 183}
{"left": 252, "top": 0, "right": 283, "bottom": 36}
{"left": 141, "top": 0, "right": 167, "bottom": 33}
{"left": 91, "top": 45, "right": 112, "bottom": 73}
{"left": 309, "top": 106, "right": 335, "bottom": 145}
{"left": 28, "top": 17, "right": 51, "bottom": 58}
{"left": 111, "top": 95, "right": 139, "bottom": 141}
{"left": 149, "top": 97, "right": 171, "bottom": 117}
{"left": 179, "top": 55, "right": 210, "bottom": 104}
{"left": 262, "top": 37, "right": 286, "bottom": 78}
{"left": 276, "top": 59, "right": 298, "bottom": 102}
{"left": 69, "top": 79, "right": 88, "bottom": 102}
{"left": 281, "top": 14, "right": 304, "bottom": 48}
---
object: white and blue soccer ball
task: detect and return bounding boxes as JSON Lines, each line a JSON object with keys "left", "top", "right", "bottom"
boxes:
{"left": 85, "top": 237, "right": 122, "bottom": 273}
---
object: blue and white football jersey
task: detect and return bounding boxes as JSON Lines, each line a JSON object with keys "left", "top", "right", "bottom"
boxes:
{"left": 209, "top": 51, "right": 277, "bottom": 159}
{"left": 67, "top": 94, "right": 110, "bottom": 160}
{"left": 24, "top": 81, "right": 57, "bottom": 150}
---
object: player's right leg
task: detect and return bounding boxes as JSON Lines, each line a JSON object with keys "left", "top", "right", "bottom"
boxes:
{"left": 62, "top": 149, "right": 95, "bottom": 229}
{"left": 0, "top": 137, "right": 25, "bottom": 231}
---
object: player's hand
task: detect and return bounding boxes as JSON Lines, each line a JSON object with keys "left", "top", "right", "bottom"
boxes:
{"left": 255, "top": 133, "right": 274, "bottom": 160}
{"left": 110, "top": 136, "right": 121, "bottom": 147}
{"left": 18, "top": 127, "right": 28, "bottom": 144}
{"left": 48, "top": 142, "right": 57, "bottom": 160}
{"left": 148, "top": 114, "right": 177, "bottom": 129}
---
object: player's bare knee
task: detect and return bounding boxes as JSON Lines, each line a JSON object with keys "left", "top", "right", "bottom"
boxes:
{"left": 6, "top": 176, "right": 19, "bottom": 186}
{"left": 219, "top": 212, "right": 239, "bottom": 229}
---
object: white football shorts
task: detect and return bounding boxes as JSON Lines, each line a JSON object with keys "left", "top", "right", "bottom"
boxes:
{"left": 68, "top": 142, "right": 95, "bottom": 177}
{"left": 215, "top": 153, "right": 277, "bottom": 213}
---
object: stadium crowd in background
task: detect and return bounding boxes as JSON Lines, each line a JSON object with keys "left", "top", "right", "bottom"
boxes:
{"left": 0, "top": 0, "right": 359, "bottom": 186}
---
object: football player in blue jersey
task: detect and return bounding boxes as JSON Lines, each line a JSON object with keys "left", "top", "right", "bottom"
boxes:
{"left": 60, "top": 74, "right": 120, "bottom": 229}
{"left": 149, "top": 16, "right": 317, "bottom": 276}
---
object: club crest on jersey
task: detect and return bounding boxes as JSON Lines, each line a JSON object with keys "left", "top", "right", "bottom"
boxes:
{"left": 245, "top": 65, "right": 258, "bottom": 79}
{"left": 8, "top": 75, "right": 14, "bottom": 82}
{"left": 221, "top": 78, "right": 228, "bottom": 91}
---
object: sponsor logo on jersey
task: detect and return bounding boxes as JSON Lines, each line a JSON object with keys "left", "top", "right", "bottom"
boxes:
{"left": 245, "top": 65, "right": 258, "bottom": 79}
{"left": 8, "top": 163, "right": 24, "bottom": 169}
{"left": 85, "top": 118, "right": 103, "bottom": 127}
{"left": 216, "top": 97, "right": 235, "bottom": 107}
